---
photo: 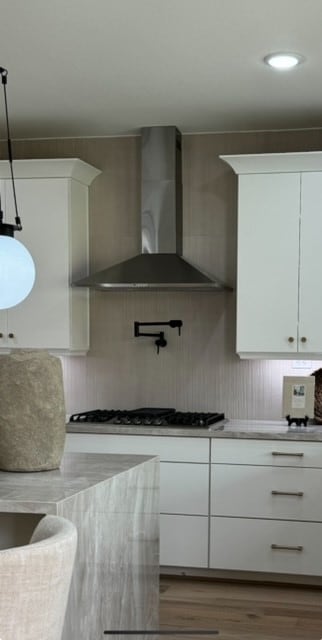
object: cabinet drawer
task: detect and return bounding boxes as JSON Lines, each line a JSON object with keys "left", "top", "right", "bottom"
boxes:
{"left": 161, "top": 463, "right": 209, "bottom": 515}
{"left": 211, "top": 465, "right": 322, "bottom": 521}
{"left": 210, "top": 517, "right": 322, "bottom": 576}
{"left": 211, "top": 438, "right": 322, "bottom": 467}
{"left": 65, "top": 433, "right": 209, "bottom": 462}
{"left": 160, "top": 514, "right": 208, "bottom": 568}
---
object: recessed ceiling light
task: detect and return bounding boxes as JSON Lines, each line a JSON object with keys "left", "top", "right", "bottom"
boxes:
{"left": 264, "top": 52, "right": 304, "bottom": 70}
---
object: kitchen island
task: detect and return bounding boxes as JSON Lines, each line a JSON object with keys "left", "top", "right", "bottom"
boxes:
{"left": 0, "top": 452, "right": 159, "bottom": 640}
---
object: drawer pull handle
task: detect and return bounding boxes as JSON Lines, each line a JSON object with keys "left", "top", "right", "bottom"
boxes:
{"left": 271, "top": 544, "right": 303, "bottom": 552}
{"left": 8, "top": 333, "right": 14, "bottom": 339}
{"left": 271, "top": 490, "right": 303, "bottom": 497}
{"left": 271, "top": 451, "right": 304, "bottom": 457}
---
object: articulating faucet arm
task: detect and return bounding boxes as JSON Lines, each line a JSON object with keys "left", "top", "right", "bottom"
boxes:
{"left": 134, "top": 320, "right": 183, "bottom": 353}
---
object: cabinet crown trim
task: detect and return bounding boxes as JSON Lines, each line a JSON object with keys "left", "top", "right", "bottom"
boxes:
{"left": 220, "top": 152, "right": 322, "bottom": 174}
{"left": 0, "top": 159, "right": 101, "bottom": 185}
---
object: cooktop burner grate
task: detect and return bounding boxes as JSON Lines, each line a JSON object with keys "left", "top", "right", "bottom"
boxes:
{"left": 69, "top": 408, "right": 225, "bottom": 427}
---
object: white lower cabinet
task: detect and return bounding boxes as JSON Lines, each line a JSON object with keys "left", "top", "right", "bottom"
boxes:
{"left": 211, "top": 464, "right": 322, "bottom": 521}
{"left": 212, "top": 438, "right": 322, "bottom": 467}
{"left": 161, "top": 514, "right": 208, "bottom": 568}
{"left": 65, "top": 433, "right": 208, "bottom": 462}
{"left": 210, "top": 439, "right": 322, "bottom": 577}
{"left": 66, "top": 432, "right": 322, "bottom": 578}
{"left": 210, "top": 518, "right": 322, "bottom": 576}
{"left": 160, "top": 462, "right": 208, "bottom": 515}
{"left": 65, "top": 433, "right": 209, "bottom": 568}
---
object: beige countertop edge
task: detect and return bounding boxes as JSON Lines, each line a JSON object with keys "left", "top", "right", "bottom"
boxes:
{"left": 66, "top": 423, "right": 322, "bottom": 442}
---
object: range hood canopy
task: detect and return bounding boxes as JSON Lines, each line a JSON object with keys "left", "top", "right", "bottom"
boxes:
{"left": 75, "top": 126, "right": 232, "bottom": 292}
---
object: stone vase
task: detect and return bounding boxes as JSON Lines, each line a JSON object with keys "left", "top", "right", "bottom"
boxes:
{"left": 0, "top": 350, "right": 66, "bottom": 471}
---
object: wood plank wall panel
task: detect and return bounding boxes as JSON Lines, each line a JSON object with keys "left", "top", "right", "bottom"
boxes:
{"left": 3, "top": 129, "right": 322, "bottom": 419}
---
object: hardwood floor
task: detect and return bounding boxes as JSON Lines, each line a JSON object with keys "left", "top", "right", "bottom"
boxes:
{"left": 159, "top": 577, "right": 322, "bottom": 640}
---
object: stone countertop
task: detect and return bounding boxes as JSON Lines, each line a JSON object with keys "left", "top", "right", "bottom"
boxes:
{"left": 66, "top": 420, "right": 322, "bottom": 442}
{"left": 0, "top": 451, "right": 157, "bottom": 512}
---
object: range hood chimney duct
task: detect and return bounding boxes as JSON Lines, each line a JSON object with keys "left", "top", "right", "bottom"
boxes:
{"left": 74, "top": 126, "right": 232, "bottom": 291}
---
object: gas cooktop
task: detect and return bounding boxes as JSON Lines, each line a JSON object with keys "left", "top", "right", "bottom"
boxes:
{"left": 69, "top": 407, "right": 225, "bottom": 428}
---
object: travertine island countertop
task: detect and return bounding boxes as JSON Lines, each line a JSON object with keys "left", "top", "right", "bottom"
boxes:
{"left": 0, "top": 452, "right": 159, "bottom": 640}
{"left": 67, "top": 419, "right": 322, "bottom": 441}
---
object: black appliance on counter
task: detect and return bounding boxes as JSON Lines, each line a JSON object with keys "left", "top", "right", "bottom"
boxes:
{"left": 69, "top": 407, "right": 225, "bottom": 428}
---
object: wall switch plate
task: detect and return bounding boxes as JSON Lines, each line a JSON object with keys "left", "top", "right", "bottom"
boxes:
{"left": 292, "top": 360, "right": 312, "bottom": 369}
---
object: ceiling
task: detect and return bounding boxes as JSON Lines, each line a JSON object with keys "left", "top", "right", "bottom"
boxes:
{"left": 2, "top": 0, "right": 322, "bottom": 139}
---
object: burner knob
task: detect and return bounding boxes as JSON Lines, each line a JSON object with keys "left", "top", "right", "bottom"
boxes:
{"left": 143, "top": 417, "right": 152, "bottom": 425}
{"left": 154, "top": 418, "right": 163, "bottom": 426}
{"left": 133, "top": 417, "right": 142, "bottom": 425}
{"left": 124, "top": 415, "right": 132, "bottom": 425}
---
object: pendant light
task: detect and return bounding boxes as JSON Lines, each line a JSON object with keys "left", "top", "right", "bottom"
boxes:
{"left": 0, "top": 66, "right": 35, "bottom": 310}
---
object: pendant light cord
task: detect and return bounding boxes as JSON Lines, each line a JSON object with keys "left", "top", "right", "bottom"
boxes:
{"left": 0, "top": 67, "right": 22, "bottom": 230}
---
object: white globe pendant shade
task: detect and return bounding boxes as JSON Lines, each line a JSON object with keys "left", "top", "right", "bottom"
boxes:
{"left": 0, "top": 235, "right": 35, "bottom": 309}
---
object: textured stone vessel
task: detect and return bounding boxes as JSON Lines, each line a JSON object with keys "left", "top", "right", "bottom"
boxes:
{"left": 0, "top": 350, "right": 66, "bottom": 471}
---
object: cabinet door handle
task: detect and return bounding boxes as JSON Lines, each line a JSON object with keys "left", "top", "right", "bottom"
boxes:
{"left": 0, "top": 332, "right": 3, "bottom": 338}
{"left": 300, "top": 336, "right": 307, "bottom": 343}
{"left": 271, "top": 544, "right": 303, "bottom": 552}
{"left": 8, "top": 333, "right": 14, "bottom": 339}
{"left": 271, "top": 490, "right": 303, "bottom": 497}
{"left": 271, "top": 451, "right": 304, "bottom": 457}
{"left": 288, "top": 336, "right": 295, "bottom": 343}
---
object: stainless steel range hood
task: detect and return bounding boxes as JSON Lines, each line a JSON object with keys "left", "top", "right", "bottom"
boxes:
{"left": 74, "top": 126, "right": 232, "bottom": 291}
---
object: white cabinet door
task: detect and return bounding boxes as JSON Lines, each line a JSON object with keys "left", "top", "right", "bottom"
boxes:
{"left": 160, "top": 514, "right": 208, "bottom": 567}
{"left": 211, "top": 438, "right": 322, "bottom": 467}
{"left": 6, "top": 179, "right": 71, "bottom": 349}
{"left": 161, "top": 462, "right": 209, "bottom": 515}
{"left": 211, "top": 464, "right": 322, "bottom": 521}
{"left": 237, "top": 173, "right": 300, "bottom": 356}
{"left": 65, "top": 433, "right": 209, "bottom": 462}
{"left": 210, "top": 517, "right": 322, "bottom": 575}
{"left": 0, "top": 311, "right": 8, "bottom": 346}
{"left": 299, "top": 172, "right": 322, "bottom": 354}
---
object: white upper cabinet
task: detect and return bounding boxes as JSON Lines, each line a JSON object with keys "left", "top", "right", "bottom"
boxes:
{"left": 298, "top": 172, "right": 322, "bottom": 354}
{"left": 220, "top": 152, "right": 322, "bottom": 359}
{"left": 0, "top": 159, "right": 101, "bottom": 354}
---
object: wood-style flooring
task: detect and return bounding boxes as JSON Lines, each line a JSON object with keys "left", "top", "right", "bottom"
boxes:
{"left": 159, "top": 577, "right": 322, "bottom": 640}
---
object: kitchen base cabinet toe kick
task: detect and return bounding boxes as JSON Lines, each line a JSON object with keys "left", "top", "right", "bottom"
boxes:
{"left": 66, "top": 431, "right": 322, "bottom": 584}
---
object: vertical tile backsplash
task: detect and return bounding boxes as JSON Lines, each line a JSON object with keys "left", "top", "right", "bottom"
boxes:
{"left": 7, "top": 128, "right": 322, "bottom": 420}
